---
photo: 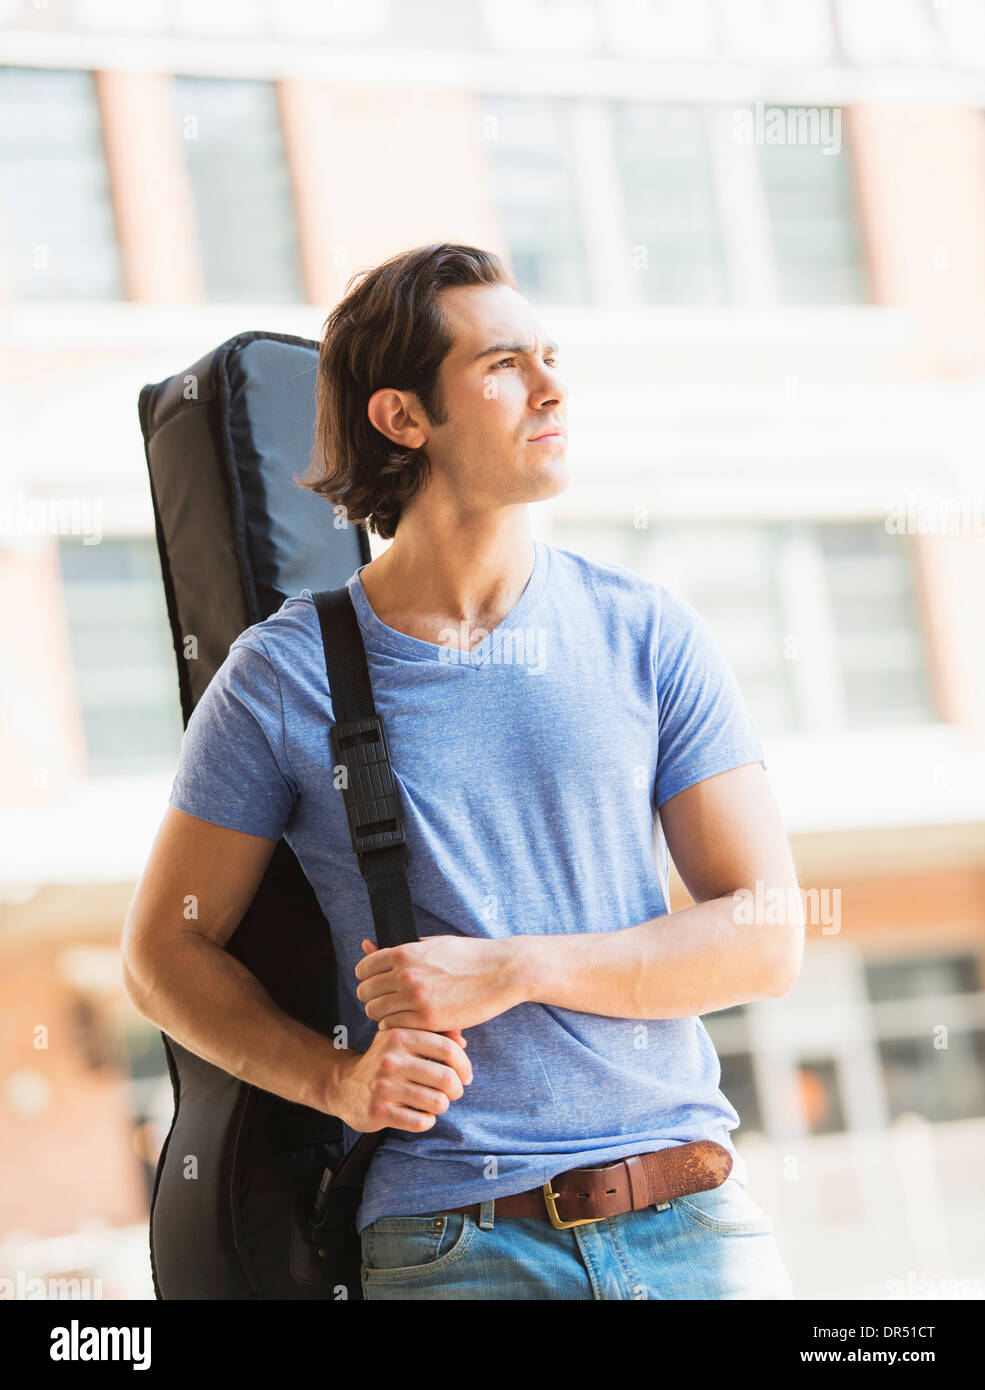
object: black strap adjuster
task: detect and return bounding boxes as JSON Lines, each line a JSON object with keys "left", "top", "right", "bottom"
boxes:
{"left": 329, "top": 716, "right": 407, "bottom": 869}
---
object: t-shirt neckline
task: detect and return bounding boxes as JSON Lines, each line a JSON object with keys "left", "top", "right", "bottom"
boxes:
{"left": 345, "top": 538, "right": 551, "bottom": 667}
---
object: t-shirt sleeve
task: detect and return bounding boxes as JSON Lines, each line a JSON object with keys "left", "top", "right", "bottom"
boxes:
{"left": 654, "top": 585, "right": 767, "bottom": 811}
{"left": 167, "top": 634, "right": 299, "bottom": 839}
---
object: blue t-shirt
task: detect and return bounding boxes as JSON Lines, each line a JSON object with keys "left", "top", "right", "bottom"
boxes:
{"left": 167, "top": 540, "right": 767, "bottom": 1231}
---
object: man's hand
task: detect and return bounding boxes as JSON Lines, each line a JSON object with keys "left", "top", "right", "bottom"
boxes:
{"left": 334, "top": 1026, "right": 473, "bottom": 1134}
{"left": 355, "top": 935, "right": 527, "bottom": 1034}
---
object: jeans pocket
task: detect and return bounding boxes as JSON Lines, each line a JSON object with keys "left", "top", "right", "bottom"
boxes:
{"left": 673, "top": 1175, "right": 774, "bottom": 1236}
{"left": 361, "top": 1212, "right": 474, "bottom": 1284}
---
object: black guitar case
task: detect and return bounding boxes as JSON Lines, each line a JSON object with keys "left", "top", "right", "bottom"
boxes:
{"left": 138, "top": 330, "right": 371, "bottom": 1299}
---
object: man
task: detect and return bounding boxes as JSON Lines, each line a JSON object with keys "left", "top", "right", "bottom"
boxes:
{"left": 122, "top": 242, "right": 803, "bottom": 1301}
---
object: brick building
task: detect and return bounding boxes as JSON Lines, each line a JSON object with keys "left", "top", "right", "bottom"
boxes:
{"left": 0, "top": 0, "right": 983, "bottom": 1299}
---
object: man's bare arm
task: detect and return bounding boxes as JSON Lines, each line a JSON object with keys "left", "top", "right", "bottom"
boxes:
{"left": 512, "top": 762, "right": 804, "bottom": 1018}
{"left": 354, "top": 763, "right": 805, "bottom": 1030}
{"left": 121, "top": 806, "right": 471, "bottom": 1130}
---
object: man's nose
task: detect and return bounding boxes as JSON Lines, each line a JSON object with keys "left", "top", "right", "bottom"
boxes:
{"left": 534, "top": 364, "right": 568, "bottom": 404}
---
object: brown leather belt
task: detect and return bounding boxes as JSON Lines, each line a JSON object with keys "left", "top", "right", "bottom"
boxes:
{"left": 442, "top": 1139, "right": 733, "bottom": 1229}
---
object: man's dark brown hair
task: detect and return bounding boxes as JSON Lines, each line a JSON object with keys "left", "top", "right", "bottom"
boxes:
{"left": 298, "top": 242, "right": 516, "bottom": 540}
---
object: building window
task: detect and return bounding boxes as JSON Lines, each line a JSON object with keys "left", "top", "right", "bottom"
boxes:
{"left": 720, "top": 1052, "right": 764, "bottom": 1134}
{"left": 877, "top": 1031, "right": 985, "bottom": 1124}
{"left": 548, "top": 518, "right": 935, "bottom": 736}
{"left": 702, "top": 1005, "right": 764, "bottom": 1134}
{"left": 864, "top": 952, "right": 981, "bottom": 1003}
{"left": 788, "top": 1057, "right": 847, "bottom": 1134}
{"left": 57, "top": 537, "right": 183, "bottom": 775}
{"left": 117, "top": 1016, "right": 171, "bottom": 1208}
{"left": 480, "top": 98, "right": 868, "bottom": 307}
{"left": 0, "top": 66, "right": 124, "bottom": 300}
{"left": 479, "top": 95, "right": 590, "bottom": 304}
{"left": 549, "top": 520, "right": 653, "bottom": 574}
{"left": 612, "top": 102, "right": 728, "bottom": 306}
{"left": 646, "top": 520, "right": 799, "bottom": 736}
{"left": 708, "top": 949, "right": 985, "bottom": 1143}
{"left": 817, "top": 522, "right": 935, "bottom": 728}
{"left": 174, "top": 76, "right": 304, "bottom": 302}
{"left": 865, "top": 951, "right": 985, "bottom": 1125}
{"left": 756, "top": 110, "right": 869, "bottom": 305}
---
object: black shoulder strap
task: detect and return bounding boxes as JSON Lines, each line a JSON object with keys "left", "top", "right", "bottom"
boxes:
{"left": 307, "top": 586, "right": 419, "bottom": 1217}
{"left": 312, "top": 586, "right": 419, "bottom": 951}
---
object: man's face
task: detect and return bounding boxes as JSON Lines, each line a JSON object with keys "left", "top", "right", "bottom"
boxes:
{"left": 417, "top": 282, "right": 570, "bottom": 511}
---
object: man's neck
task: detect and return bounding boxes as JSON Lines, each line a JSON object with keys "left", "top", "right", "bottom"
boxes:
{"left": 358, "top": 518, "right": 537, "bottom": 650}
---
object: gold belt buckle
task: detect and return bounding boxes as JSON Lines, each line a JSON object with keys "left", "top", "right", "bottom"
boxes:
{"left": 542, "top": 1182, "right": 609, "bottom": 1230}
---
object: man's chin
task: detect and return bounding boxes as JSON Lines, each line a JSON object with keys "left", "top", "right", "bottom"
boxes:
{"left": 536, "top": 461, "right": 570, "bottom": 499}
{"left": 506, "top": 455, "right": 569, "bottom": 503}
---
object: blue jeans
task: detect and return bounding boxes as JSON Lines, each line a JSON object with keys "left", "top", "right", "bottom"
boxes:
{"left": 360, "top": 1174, "right": 794, "bottom": 1300}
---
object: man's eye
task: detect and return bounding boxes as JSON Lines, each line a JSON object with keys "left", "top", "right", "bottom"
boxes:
{"left": 491, "top": 356, "right": 558, "bottom": 370}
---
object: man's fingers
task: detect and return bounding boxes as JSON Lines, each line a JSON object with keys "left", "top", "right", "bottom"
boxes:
{"left": 375, "top": 1009, "right": 429, "bottom": 1031}
{"left": 357, "top": 974, "right": 401, "bottom": 1008}
{"left": 398, "top": 1029, "right": 473, "bottom": 1086}
{"left": 386, "top": 1106, "right": 438, "bottom": 1133}
{"left": 401, "top": 1055, "right": 466, "bottom": 1101}
{"left": 385, "top": 1080, "right": 454, "bottom": 1116}
{"left": 355, "top": 945, "right": 390, "bottom": 979}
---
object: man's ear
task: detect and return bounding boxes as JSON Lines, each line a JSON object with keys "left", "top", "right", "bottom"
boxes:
{"left": 366, "top": 386, "right": 428, "bottom": 450}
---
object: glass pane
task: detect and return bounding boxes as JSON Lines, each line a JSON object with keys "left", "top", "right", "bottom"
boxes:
{"left": 58, "top": 536, "right": 162, "bottom": 585}
{"left": 0, "top": 66, "right": 123, "bottom": 300}
{"left": 865, "top": 952, "right": 982, "bottom": 1003}
{"left": 719, "top": 1052, "right": 762, "bottom": 1133}
{"left": 119, "top": 1019, "right": 170, "bottom": 1084}
{"left": 653, "top": 522, "right": 797, "bottom": 735}
{"left": 549, "top": 520, "right": 652, "bottom": 574}
{"left": 789, "top": 1058, "right": 846, "bottom": 1134}
{"left": 757, "top": 109, "right": 868, "bottom": 304}
{"left": 701, "top": 1004, "right": 749, "bottom": 1050}
{"left": 174, "top": 76, "right": 304, "bottom": 302}
{"left": 552, "top": 519, "right": 796, "bottom": 734}
{"left": 817, "top": 522, "right": 936, "bottom": 727}
{"left": 57, "top": 538, "right": 184, "bottom": 774}
{"left": 480, "top": 95, "right": 589, "bottom": 304}
{"left": 879, "top": 1031, "right": 985, "bottom": 1123}
{"left": 613, "top": 102, "right": 728, "bottom": 306}
{"left": 711, "top": 1004, "right": 747, "bottom": 1021}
